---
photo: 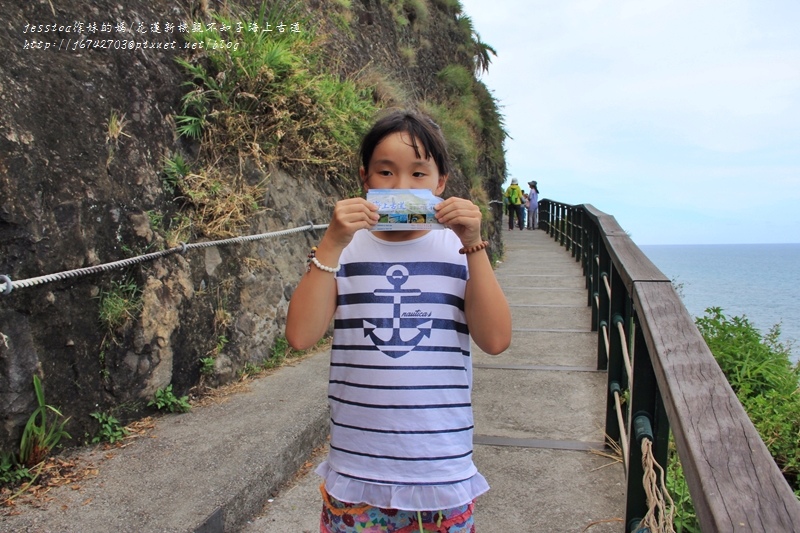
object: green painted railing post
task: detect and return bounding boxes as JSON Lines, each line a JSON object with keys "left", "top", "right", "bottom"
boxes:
{"left": 589, "top": 226, "right": 600, "bottom": 330}
{"left": 604, "top": 266, "right": 628, "bottom": 439}
{"left": 571, "top": 207, "right": 581, "bottom": 261}
{"left": 596, "top": 245, "right": 611, "bottom": 369}
{"left": 539, "top": 200, "right": 548, "bottom": 233}
{"left": 551, "top": 203, "right": 558, "bottom": 239}
{"left": 584, "top": 221, "right": 596, "bottom": 302}
{"left": 625, "top": 316, "right": 670, "bottom": 530}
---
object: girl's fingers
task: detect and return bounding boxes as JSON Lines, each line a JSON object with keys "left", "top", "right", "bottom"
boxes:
{"left": 327, "top": 199, "right": 379, "bottom": 245}
{"left": 435, "top": 198, "right": 482, "bottom": 245}
{"left": 435, "top": 198, "right": 481, "bottom": 225}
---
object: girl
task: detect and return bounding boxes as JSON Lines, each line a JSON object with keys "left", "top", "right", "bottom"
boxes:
{"left": 286, "top": 110, "right": 512, "bottom": 532}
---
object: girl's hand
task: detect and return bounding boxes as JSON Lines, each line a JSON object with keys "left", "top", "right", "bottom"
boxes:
{"left": 324, "top": 197, "right": 380, "bottom": 250}
{"left": 434, "top": 197, "right": 483, "bottom": 247}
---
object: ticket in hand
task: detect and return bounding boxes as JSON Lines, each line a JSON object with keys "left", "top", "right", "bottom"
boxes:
{"left": 366, "top": 189, "right": 445, "bottom": 231}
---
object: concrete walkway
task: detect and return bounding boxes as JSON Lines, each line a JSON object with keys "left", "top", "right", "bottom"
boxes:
{"left": 1, "top": 229, "right": 624, "bottom": 533}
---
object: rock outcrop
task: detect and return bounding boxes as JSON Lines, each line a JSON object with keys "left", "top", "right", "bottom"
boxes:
{"left": 0, "top": 0, "right": 507, "bottom": 450}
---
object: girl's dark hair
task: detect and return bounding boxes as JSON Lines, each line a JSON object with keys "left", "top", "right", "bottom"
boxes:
{"left": 360, "top": 110, "right": 451, "bottom": 177}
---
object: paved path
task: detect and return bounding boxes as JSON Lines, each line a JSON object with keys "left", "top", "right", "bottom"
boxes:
{"left": 1, "top": 229, "right": 624, "bottom": 533}
{"left": 245, "top": 229, "right": 625, "bottom": 532}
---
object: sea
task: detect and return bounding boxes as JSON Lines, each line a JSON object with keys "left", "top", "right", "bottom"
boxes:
{"left": 639, "top": 243, "right": 800, "bottom": 363}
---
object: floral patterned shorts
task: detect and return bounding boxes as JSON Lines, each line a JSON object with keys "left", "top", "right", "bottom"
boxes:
{"left": 319, "top": 485, "right": 475, "bottom": 533}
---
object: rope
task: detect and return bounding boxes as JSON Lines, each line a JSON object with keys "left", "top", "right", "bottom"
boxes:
{"left": 638, "top": 438, "right": 676, "bottom": 533}
{"left": 0, "top": 222, "right": 328, "bottom": 295}
{"left": 602, "top": 271, "right": 612, "bottom": 298}
{"left": 616, "top": 320, "right": 633, "bottom": 380}
{"left": 611, "top": 388, "right": 629, "bottom": 469}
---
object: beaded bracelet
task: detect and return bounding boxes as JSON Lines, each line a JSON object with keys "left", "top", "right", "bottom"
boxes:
{"left": 306, "top": 247, "right": 341, "bottom": 273}
{"left": 459, "top": 240, "right": 489, "bottom": 255}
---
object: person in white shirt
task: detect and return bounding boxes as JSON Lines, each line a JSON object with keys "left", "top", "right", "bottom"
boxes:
{"left": 527, "top": 180, "right": 539, "bottom": 230}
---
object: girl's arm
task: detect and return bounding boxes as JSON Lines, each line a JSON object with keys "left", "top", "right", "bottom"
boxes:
{"left": 285, "top": 198, "right": 379, "bottom": 350}
{"left": 435, "top": 198, "right": 512, "bottom": 355}
{"left": 463, "top": 247, "right": 512, "bottom": 355}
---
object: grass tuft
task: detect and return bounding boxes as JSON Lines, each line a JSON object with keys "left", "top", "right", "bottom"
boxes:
{"left": 97, "top": 278, "right": 142, "bottom": 332}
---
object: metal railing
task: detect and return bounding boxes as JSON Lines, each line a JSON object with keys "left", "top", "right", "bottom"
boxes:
{"left": 538, "top": 199, "right": 800, "bottom": 532}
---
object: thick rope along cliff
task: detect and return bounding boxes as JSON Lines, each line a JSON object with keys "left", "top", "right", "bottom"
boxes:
{"left": 0, "top": 223, "right": 329, "bottom": 295}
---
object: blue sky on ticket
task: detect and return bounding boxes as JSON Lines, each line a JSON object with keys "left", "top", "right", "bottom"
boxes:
{"left": 459, "top": 0, "right": 800, "bottom": 245}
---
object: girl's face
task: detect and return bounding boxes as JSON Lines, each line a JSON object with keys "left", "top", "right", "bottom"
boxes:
{"left": 360, "top": 132, "right": 447, "bottom": 194}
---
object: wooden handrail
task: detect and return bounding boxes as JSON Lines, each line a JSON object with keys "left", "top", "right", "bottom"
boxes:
{"left": 538, "top": 198, "right": 800, "bottom": 531}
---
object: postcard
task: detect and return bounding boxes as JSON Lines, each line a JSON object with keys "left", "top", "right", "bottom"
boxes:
{"left": 366, "top": 189, "right": 445, "bottom": 231}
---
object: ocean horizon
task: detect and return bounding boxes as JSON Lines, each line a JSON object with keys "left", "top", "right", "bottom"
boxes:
{"left": 640, "top": 243, "right": 800, "bottom": 363}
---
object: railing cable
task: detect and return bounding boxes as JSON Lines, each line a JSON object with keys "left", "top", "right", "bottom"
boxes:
{"left": 0, "top": 222, "right": 329, "bottom": 295}
{"left": 609, "top": 382, "right": 629, "bottom": 469}
{"left": 602, "top": 272, "right": 612, "bottom": 298}
{"left": 600, "top": 321, "right": 611, "bottom": 362}
{"left": 615, "top": 317, "right": 633, "bottom": 381}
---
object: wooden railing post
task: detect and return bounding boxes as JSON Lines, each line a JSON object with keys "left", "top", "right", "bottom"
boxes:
{"left": 554, "top": 203, "right": 559, "bottom": 240}
{"left": 589, "top": 227, "right": 600, "bottom": 332}
{"left": 550, "top": 203, "right": 559, "bottom": 240}
{"left": 571, "top": 207, "right": 582, "bottom": 262}
{"left": 595, "top": 242, "right": 611, "bottom": 370}
{"left": 579, "top": 208, "right": 589, "bottom": 268}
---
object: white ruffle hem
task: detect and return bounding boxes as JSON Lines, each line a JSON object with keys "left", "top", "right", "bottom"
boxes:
{"left": 316, "top": 460, "right": 490, "bottom": 511}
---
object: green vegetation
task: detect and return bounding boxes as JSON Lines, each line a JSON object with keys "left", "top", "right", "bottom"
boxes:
{"left": 163, "top": 212, "right": 193, "bottom": 249}
{"left": 215, "top": 334, "right": 229, "bottom": 354}
{"left": 398, "top": 46, "right": 417, "bottom": 66}
{"left": 14, "top": 376, "right": 71, "bottom": 471}
{"left": 161, "top": 152, "right": 191, "bottom": 196}
{"left": 386, "top": 0, "right": 430, "bottom": 28}
{"left": 431, "top": 0, "right": 462, "bottom": 10}
{"left": 106, "top": 110, "right": 130, "bottom": 145}
{"left": 0, "top": 452, "right": 33, "bottom": 487}
{"left": 668, "top": 308, "right": 800, "bottom": 531}
{"left": 238, "top": 336, "right": 325, "bottom": 377}
{"left": 105, "top": 109, "right": 131, "bottom": 167}
{"left": 162, "top": 0, "right": 507, "bottom": 236}
{"left": 90, "top": 412, "right": 129, "bottom": 444}
{"left": 200, "top": 357, "right": 217, "bottom": 376}
{"left": 97, "top": 278, "right": 142, "bottom": 331}
{"left": 170, "top": 1, "right": 379, "bottom": 237}
{"left": 20, "top": 376, "right": 71, "bottom": 467}
{"left": 265, "top": 335, "right": 291, "bottom": 369}
{"left": 456, "top": 15, "right": 496, "bottom": 76}
{"left": 148, "top": 385, "right": 192, "bottom": 413}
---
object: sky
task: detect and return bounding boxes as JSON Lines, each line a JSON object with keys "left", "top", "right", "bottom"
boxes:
{"left": 458, "top": 0, "right": 800, "bottom": 245}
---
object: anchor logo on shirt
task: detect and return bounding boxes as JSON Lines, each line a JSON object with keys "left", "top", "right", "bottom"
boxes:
{"left": 363, "top": 264, "right": 433, "bottom": 358}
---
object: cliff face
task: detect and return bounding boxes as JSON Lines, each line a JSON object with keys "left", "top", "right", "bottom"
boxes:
{"left": 0, "top": 0, "right": 506, "bottom": 451}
